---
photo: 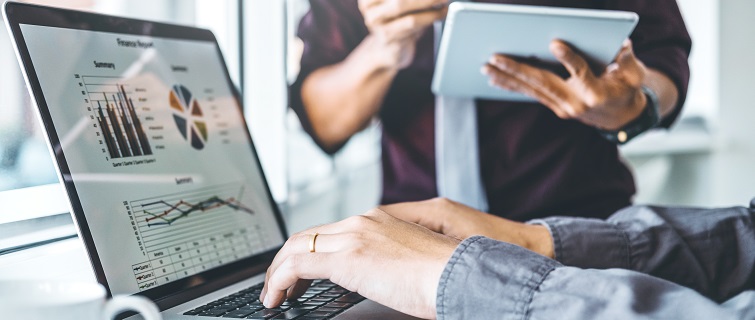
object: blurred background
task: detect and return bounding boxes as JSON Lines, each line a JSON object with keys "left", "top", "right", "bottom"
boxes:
{"left": 1, "top": 0, "right": 753, "bottom": 234}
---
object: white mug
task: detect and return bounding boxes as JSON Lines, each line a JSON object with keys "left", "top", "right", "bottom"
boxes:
{"left": 0, "top": 280, "right": 162, "bottom": 320}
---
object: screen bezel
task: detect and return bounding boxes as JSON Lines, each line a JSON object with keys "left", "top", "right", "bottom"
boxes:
{"left": 2, "top": 1, "right": 289, "bottom": 307}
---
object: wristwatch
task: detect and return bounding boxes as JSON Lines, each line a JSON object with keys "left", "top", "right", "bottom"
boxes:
{"left": 597, "top": 86, "right": 661, "bottom": 145}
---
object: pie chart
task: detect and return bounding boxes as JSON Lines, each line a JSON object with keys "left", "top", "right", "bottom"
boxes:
{"left": 169, "top": 84, "right": 208, "bottom": 150}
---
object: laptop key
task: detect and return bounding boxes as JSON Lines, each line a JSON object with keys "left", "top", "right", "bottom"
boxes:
{"left": 315, "top": 286, "right": 331, "bottom": 291}
{"left": 304, "top": 311, "right": 334, "bottom": 318}
{"left": 223, "top": 309, "right": 258, "bottom": 318}
{"left": 245, "top": 309, "right": 280, "bottom": 319}
{"left": 237, "top": 305, "right": 265, "bottom": 313}
{"left": 211, "top": 306, "right": 238, "bottom": 313}
{"left": 334, "top": 293, "right": 364, "bottom": 304}
{"left": 273, "top": 309, "right": 310, "bottom": 319}
{"left": 328, "top": 287, "right": 347, "bottom": 293}
{"left": 302, "top": 301, "right": 326, "bottom": 307}
{"left": 289, "top": 305, "right": 318, "bottom": 311}
{"left": 281, "top": 299, "right": 304, "bottom": 307}
{"left": 324, "top": 302, "right": 351, "bottom": 309}
{"left": 315, "top": 307, "right": 340, "bottom": 313}
{"left": 267, "top": 306, "right": 290, "bottom": 312}
{"left": 224, "top": 302, "right": 247, "bottom": 309}
{"left": 199, "top": 309, "right": 230, "bottom": 317}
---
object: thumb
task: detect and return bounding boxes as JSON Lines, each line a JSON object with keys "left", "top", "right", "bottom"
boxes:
{"left": 614, "top": 39, "right": 645, "bottom": 87}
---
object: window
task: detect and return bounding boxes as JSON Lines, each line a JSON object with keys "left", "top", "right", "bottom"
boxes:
{"left": 287, "top": 0, "right": 381, "bottom": 228}
{"left": 0, "top": 0, "right": 239, "bottom": 229}
{"left": 0, "top": 15, "right": 57, "bottom": 192}
{"left": 243, "top": 1, "right": 381, "bottom": 233}
{"left": 676, "top": 0, "right": 718, "bottom": 120}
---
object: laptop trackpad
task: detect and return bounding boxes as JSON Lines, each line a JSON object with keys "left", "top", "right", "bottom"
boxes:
{"left": 334, "top": 300, "right": 422, "bottom": 320}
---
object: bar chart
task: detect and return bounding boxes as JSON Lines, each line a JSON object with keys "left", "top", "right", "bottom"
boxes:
{"left": 83, "top": 75, "right": 153, "bottom": 159}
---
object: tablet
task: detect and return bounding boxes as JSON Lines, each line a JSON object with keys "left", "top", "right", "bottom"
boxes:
{"left": 432, "top": 3, "right": 639, "bottom": 101}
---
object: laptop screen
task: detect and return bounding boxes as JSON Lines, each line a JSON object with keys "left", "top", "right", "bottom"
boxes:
{"left": 15, "top": 21, "right": 286, "bottom": 295}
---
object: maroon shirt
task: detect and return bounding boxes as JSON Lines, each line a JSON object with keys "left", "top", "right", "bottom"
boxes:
{"left": 290, "top": 0, "right": 691, "bottom": 221}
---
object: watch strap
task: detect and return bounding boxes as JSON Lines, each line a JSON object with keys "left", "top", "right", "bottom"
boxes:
{"left": 597, "top": 86, "right": 661, "bottom": 145}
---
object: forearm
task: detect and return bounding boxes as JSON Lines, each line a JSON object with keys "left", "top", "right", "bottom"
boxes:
{"left": 301, "top": 35, "right": 399, "bottom": 149}
{"left": 438, "top": 237, "right": 755, "bottom": 320}
{"left": 531, "top": 203, "right": 755, "bottom": 301}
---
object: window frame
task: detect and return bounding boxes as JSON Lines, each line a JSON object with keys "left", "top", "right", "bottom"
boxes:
{"left": 0, "top": 0, "right": 243, "bottom": 255}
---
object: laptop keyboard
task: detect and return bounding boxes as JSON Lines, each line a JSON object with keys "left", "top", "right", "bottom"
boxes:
{"left": 182, "top": 280, "right": 365, "bottom": 319}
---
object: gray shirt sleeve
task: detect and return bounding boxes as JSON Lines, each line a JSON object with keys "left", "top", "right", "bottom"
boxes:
{"left": 530, "top": 200, "right": 755, "bottom": 301}
{"left": 437, "top": 236, "right": 755, "bottom": 320}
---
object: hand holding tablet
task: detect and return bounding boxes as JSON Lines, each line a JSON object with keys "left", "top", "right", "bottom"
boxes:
{"left": 431, "top": 2, "right": 660, "bottom": 132}
{"left": 432, "top": 3, "right": 639, "bottom": 101}
{"left": 483, "top": 39, "right": 650, "bottom": 131}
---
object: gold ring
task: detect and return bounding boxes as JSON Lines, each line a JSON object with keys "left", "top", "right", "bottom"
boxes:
{"left": 309, "top": 233, "right": 319, "bottom": 253}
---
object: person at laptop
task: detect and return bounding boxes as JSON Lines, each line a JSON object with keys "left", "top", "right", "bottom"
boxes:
{"left": 260, "top": 197, "right": 755, "bottom": 319}
{"left": 289, "top": 1, "right": 691, "bottom": 220}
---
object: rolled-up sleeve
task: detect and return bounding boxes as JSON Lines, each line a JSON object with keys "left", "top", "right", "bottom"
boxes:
{"left": 436, "top": 236, "right": 561, "bottom": 319}
{"left": 438, "top": 236, "right": 755, "bottom": 320}
{"left": 529, "top": 265, "right": 755, "bottom": 320}
{"left": 531, "top": 202, "right": 755, "bottom": 301}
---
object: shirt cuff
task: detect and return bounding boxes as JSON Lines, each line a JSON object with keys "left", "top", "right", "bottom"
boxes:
{"left": 530, "top": 217, "right": 631, "bottom": 270}
{"left": 436, "top": 236, "right": 561, "bottom": 320}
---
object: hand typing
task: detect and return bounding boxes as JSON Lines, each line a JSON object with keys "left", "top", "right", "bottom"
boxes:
{"left": 261, "top": 208, "right": 459, "bottom": 319}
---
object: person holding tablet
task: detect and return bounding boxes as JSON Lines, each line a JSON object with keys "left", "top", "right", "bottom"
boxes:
{"left": 289, "top": 0, "right": 691, "bottom": 221}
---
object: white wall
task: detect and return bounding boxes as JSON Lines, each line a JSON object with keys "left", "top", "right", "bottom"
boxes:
{"left": 628, "top": 0, "right": 755, "bottom": 207}
{"left": 676, "top": 0, "right": 718, "bottom": 120}
{"left": 195, "top": 0, "right": 241, "bottom": 86}
{"left": 719, "top": 0, "right": 755, "bottom": 144}
{"left": 711, "top": 0, "right": 755, "bottom": 205}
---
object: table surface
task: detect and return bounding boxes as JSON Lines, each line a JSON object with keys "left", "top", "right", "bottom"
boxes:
{"left": 0, "top": 237, "right": 95, "bottom": 283}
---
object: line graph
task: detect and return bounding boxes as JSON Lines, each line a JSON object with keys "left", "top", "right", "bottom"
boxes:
{"left": 129, "top": 183, "right": 257, "bottom": 252}
{"left": 127, "top": 183, "right": 267, "bottom": 290}
{"left": 142, "top": 196, "right": 254, "bottom": 227}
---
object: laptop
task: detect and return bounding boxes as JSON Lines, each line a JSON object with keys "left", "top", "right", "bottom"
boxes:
{"left": 2, "top": 2, "right": 418, "bottom": 319}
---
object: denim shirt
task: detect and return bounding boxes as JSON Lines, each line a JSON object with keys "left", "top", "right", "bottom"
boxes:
{"left": 437, "top": 199, "right": 755, "bottom": 319}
